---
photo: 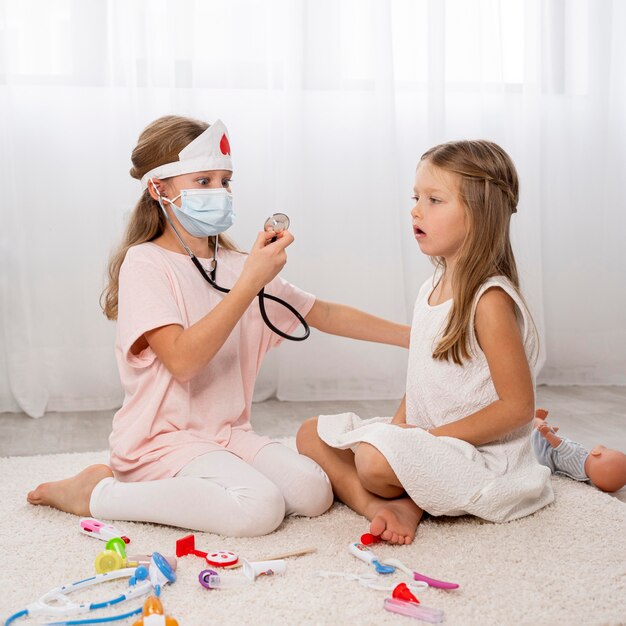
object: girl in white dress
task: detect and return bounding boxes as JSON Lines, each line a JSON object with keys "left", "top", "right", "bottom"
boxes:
{"left": 297, "top": 140, "right": 554, "bottom": 545}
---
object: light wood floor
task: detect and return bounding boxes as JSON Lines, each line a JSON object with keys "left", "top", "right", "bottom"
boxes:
{"left": 2, "top": 386, "right": 625, "bottom": 501}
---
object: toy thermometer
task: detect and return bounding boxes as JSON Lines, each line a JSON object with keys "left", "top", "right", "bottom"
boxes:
{"left": 79, "top": 517, "right": 130, "bottom": 543}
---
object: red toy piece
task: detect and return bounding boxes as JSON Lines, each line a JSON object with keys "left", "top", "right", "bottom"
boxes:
{"left": 360, "top": 533, "right": 381, "bottom": 545}
{"left": 175, "top": 534, "right": 239, "bottom": 567}
{"left": 175, "top": 534, "right": 208, "bottom": 559}
{"left": 392, "top": 583, "right": 420, "bottom": 604}
{"left": 206, "top": 551, "right": 239, "bottom": 567}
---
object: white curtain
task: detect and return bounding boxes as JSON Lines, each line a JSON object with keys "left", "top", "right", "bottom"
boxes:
{"left": 1, "top": 0, "right": 624, "bottom": 417}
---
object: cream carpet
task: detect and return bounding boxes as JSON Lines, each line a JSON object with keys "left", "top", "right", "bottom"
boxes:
{"left": 2, "top": 444, "right": 625, "bottom": 626}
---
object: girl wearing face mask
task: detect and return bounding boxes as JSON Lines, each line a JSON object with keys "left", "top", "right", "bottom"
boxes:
{"left": 27, "top": 115, "right": 410, "bottom": 537}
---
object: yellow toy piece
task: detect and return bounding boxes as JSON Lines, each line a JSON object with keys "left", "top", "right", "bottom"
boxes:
{"left": 95, "top": 537, "right": 132, "bottom": 574}
{"left": 132, "top": 595, "right": 178, "bottom": 626}
{"left": 94, "top": 549, "right": 124, "bottom": 574}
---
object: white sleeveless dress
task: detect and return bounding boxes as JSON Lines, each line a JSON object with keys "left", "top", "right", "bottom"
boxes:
{"left": 317, "top": 275, "right": 554, "bottom": 522}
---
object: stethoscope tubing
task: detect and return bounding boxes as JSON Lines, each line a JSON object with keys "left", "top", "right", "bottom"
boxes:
{"left": 190, "top": 254, "right": 310, "bottom": 341}
{"left": 157, "top": 197, "right": 310, "bottom": 341}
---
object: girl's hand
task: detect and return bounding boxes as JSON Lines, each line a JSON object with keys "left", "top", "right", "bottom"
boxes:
{"left": 240, "top": 229, "right": 294, "bottom": 293}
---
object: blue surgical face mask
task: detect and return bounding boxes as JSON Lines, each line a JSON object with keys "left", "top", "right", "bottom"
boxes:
{"left": 156, "top": 184, "right": 235, "bottom": 238}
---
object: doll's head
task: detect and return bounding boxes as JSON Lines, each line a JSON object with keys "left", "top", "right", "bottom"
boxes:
{"left": 584, "top": 446, "right": 626, "bottom": 492}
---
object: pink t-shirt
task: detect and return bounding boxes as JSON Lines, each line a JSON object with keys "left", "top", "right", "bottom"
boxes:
{"left": 109, "top": 242, "right": 315, "bottom": 481}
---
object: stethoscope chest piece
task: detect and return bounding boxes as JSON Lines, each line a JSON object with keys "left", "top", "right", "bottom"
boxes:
{"left": 264, "top": 213, "right": 290, "bottom": 234}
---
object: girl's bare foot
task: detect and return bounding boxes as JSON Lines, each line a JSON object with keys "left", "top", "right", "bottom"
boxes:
{"left": 27, "top": 464, "right": 113, "bottom": 516}
{"left": 367, "top": 496, "right": 423, "bottom": 545}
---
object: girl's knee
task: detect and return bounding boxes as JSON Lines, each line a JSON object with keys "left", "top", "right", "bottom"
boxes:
{"left": 288, "top": 458, "right": 334, "bottom": 517}
{"left": 228, "top": 484, "right": 286, "bottom": 537}
{"left": 296, "top": 416, "right": 320, "bottom": 456}
{"left": 355, "top": 443, "right": 392, "bottom": 490}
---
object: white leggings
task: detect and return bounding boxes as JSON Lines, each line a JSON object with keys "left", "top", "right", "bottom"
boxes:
{"left": 90, "top": 443, "right": 333, "bottom": 537}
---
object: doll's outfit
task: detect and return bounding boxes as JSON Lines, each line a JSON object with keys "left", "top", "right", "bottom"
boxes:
{"left": 530, "top": 429, "right": 589, "bottom": 481}
{"left": 318, "top": 275, "right": 554, "bottom": 523}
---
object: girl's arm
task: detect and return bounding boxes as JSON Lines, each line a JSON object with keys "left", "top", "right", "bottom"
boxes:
{"left": 305, "top": 300, "right": 410, "bottom": 348}
{"left": 428, "top": 288, "right": 535, "bottom": 446}
{"left": 390, "top": 395, "right": 407, "bottom": 425}
{"left": 141, "top": 231, "right": 292, "bottom": 383}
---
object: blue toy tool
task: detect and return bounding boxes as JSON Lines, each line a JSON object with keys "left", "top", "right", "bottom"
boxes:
{"left": 348, "top": 542, "right": 396, "bottom": 575}
{"left": 3, "top": 553, "right": 175, "bottom": 626}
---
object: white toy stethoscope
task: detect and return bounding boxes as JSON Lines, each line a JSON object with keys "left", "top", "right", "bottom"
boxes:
{"left": 4, "top": 553, "right": 175, "bottom": 626}
{"left": 159, "top": 200, "right": 310, "bottom": 342}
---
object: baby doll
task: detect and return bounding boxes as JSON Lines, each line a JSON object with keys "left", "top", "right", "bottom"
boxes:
{"left": 531, "top": 409, "right": 626, "bottom": 492}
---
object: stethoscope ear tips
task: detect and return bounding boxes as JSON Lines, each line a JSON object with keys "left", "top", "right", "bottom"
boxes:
{"left": 264, "top": 213, "right": 290, "bottom": 233}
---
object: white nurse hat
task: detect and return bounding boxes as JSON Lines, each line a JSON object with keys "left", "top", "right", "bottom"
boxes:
{"left": 140, "top": 119, "right": 233, "bottom": 190}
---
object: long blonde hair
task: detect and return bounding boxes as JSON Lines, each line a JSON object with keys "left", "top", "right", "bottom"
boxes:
{"left": 421, "top": 140, "right": 526, "bottom": 365}
{"left": 101, "top": 115, "right": 239, "bottom": 320}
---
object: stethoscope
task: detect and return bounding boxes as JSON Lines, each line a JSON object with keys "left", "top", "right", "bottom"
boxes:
{"left": 4, "top": 553, "right": 175, "bottom": 626}
{"left": 161, "top": 208, "right": 310, "bottom": 342}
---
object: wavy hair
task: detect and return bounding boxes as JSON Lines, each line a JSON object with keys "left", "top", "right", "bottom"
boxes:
{"left": 420, "top": 140, "right": 531, "bottom": 365}
{"left": 101, "top": 115, "right": 239, "bottom": 320}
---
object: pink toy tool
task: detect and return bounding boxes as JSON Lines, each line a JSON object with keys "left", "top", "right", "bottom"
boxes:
{"left": 79, "top": 517, "right": 130, "bottom": 544}
{"left": 383, "top": 583, "right": 445, "bottom": 623}
{"left": 175, "top": 534, "right": 238, "bottom": 567}
{"left": 380, "top": 557, "right": 459, "bottom": 590}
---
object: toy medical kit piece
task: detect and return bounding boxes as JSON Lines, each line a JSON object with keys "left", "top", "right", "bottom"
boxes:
{"left": 206, "top": 550, "right": 238, "bottom": 567}
{"left": 198, "top": 570, "right": 251, "bottom": 590}
{"left": 175, "top": 534, "right": 239, "bottom": 567}
{"left": 3, "top": 553, "right": 175, "bottom": 625}
{"left": 79, "top": 517, "right": 130, "bottom": 543}
{"left": 242, "top": 559, "right": 286, "bottom": 581}
{"left": 95, "top": 538, "right": 178, "bottom": 575}
{"left": 198, "top": 569, "right": 218, "bottom": 589}
{"left": 380, "top": 557, "right": 459, "bottom": 590}
{"left": 175, "top": 534, "right": 206, "bottom": 559}
{"left": 95, "top": 537, "right": 131, "bottom": 574}
{"left": 132, "top": 595, "right": 178, "bottom": 626}
{"left": 224, "top": 546, "right": 316, "bottom": 569}
{"left": 264, "top": 213, "right": 290, "bottom": 234}
{"left": 349, "top": 542, "right": 396, "bottom": 575}
{"left": 360, "top": 533, "right": 381, "bottom": 545}
{"left": 128, "top": 554, "right": 178, "bottom": 571}
{"left": 383, "top": 583, "right": 445, "bottom": 623}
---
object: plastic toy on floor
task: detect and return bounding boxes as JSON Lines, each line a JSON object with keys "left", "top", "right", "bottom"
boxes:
{"left": 198, "top": 569, "right": 251, "bottom": 590}
{"left": 175, "top": 534, "right": 238, "bottom": 566}
{"left": 352, "top": 535, "right": 459, "bottom": 590}
{"left": 383, "top": 583, "right": 445, "bottom": 623}
{"left": 348, "top": 542, "right": 396, "bottom": 574}
{"left": 132, "top": 595, "right": 178, "bottom": 626}
{"left": 80, "top": 517, "right": 131, "bottom": 543}
{"left": 223, "top": 546, "right": 315, "bottom": 569}
{"left": 95, "top": 537, "right": 177, "bottom": 574}
{"left": 3, "top": 553, "right": 175, "bottom": 625}
{"left": 380, "top": 557, "right": 459, "bottom": 590}
{"left": 532, "top": 408, "right": 626, "bottom": 492}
